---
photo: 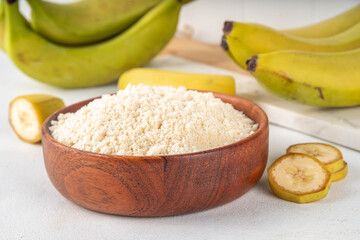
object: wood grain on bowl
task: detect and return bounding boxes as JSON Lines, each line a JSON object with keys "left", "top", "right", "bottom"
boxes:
{"left": 41, "top": 92, "right": 269, "bottom": 217}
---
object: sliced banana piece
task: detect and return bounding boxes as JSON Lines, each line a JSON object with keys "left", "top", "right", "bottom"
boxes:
{"left": 287, "top": 143, "right": 343, "bottom": 172}
{"left": 332, "top": 161, "right": 348, "bottom": 182}
{"left": 268, "top": 153, "right": 332, "bottom": 203}
{"left": 9, "top": 94, "right": 65, "bottom": 143}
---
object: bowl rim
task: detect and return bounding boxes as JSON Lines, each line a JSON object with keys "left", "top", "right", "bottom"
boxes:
{"left": 42, "top": 91, "right": 268, "bottom": 159}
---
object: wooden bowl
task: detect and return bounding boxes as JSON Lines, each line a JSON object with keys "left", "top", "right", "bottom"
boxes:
{"left": 41, "top": 92, "right": 269, "bottom": 217}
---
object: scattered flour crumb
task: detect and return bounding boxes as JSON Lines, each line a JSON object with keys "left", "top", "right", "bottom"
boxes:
{"left": 49, "top": 85, "right": 258, "bottom": 156}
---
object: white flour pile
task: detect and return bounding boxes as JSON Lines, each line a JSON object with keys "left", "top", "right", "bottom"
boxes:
{"left": 50, "top": 85, "right": 258, "bottom": 156}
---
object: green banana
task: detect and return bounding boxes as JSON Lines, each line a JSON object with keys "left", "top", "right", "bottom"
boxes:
{"left": 282, "top": 4, "right": 360, "bottom": 38}
{"left": 246, "top": 49, "right": 360, "bottom": 107}
{"left": 222, "top": 21, "right": 360, "bottom": 68}
{"left": 28, "top": 0, "right": 162, "bottom": 45}
{"left": 4, "top": 0, "right": 182, "bottom": 88}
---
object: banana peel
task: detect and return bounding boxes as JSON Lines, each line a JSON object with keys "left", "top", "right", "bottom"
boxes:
{"left": 9, "top": 94, "right": 65, "bottom": 143}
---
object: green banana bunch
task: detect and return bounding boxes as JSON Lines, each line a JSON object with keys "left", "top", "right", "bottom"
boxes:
{"left": 222, "top": 21, "right": 360, "bottom": 69}
{"left": 3, "top": 0, "right": 182, "bottom": 88}
{"left": 28, "top": 0, "right": 162, "bottom": 45}
{"left": 282, "top": 4, "right": 360, "bottom": 38}
{"left": 246, "top": 49, "right": 360, "bottom": 107}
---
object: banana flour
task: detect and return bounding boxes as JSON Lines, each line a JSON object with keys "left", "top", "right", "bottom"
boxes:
{"left": 49, "top": 84, "right": 258, "bottom": 156}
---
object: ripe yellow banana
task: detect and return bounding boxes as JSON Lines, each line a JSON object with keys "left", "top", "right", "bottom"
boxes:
{"left": 118, "top": 68, "right": 236, "bottom": 95}
{"left": 4, "top": 0, "right": 182, "bottom": 88}
{"left": 246, "top": 48, "right": 360, "bottom": 107}
{"left": 222, "top": 21, "right": 360, "bottom": 68}
{"left": 268, "top": 153, "right": 332, "bottom": 204}
{"left": 28, "top": 0, "right": 162, "bottom": 45}
{"left": 282, "top": 4, "right": 360, "bottom": 38}
{"left": 9, "top": 94, "right": 65, "bottom": 143}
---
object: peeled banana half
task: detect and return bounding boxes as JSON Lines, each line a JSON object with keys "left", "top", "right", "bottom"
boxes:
{"left": 268, "top": 153, "right": 332, "bottom": 204}
{"left": 3, "top": 0, "right": 183, "bottom": 88}
{"left": 9, "top": 94, "right": 65, "bottom": 143}
{"left": 118, "top": 68, "right": 236, "bottom": 95}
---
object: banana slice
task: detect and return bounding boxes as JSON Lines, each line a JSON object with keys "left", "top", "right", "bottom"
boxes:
{"left": 9, "top": 94, "right": 65, "bottom": 143}
{"left": 268, "top": 153, "right": 332, "bottom": 203}
{"left": 287, "top": 143, "right": 344, "bottom": 173}
{"left": 332, "top": 161, "right": 348, "bottom": 182}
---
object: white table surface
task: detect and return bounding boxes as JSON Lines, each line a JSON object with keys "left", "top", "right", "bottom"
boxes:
{"left": 1, "top": 49, "right": 360, "bottom": 240}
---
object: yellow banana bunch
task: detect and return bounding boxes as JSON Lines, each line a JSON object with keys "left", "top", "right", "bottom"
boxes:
{"left": 222, "top": 4, "right": 360, "bottom": 107}
{"left": 118, "top": 68, "right": 236, "bottom": 95}
{"left": 3, "top": 0, "right": 185, "bottom": 88}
